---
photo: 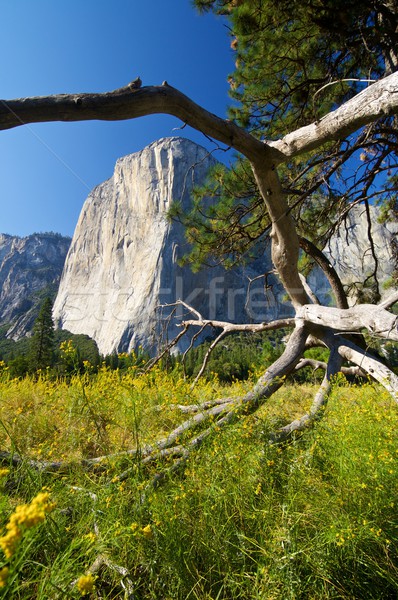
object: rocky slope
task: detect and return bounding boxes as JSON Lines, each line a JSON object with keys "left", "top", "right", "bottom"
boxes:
{"left": 0, "top": 233, "right": 71, "bottom": 339}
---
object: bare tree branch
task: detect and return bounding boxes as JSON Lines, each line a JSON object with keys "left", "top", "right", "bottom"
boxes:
{"left": 336, "top": 337, "right": 398, "bottom": 400}
{"left": 0, "top": 82, "right": 265, "bottom": 161}
{"left": 2, "top": 73, "right": 398, "bottom": 165}
{"left": 144, "top": 324, "right": 190, "bottom": 371}
{"left": 295, "top": 357, "right": 368, "bottom": 378}
{"left": 191, "top": 329, "right": 230, "bottom": 387}
{"left": 299, "top": 237, "right": 349, "bottom": 309}
{"left": 269, "top": 71, "right": 398, "bottom": 159}
{"left": 379, "top": 290, "right": 398, "bottom": 309}
{"left": 272, "top": 348, "right": 343, "bottom": 442}
{"left": 297, "top": 302, "right": 398, "bottom": 341}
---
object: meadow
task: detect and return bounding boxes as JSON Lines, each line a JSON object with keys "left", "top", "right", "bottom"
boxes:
{"left": 0, "top": 360, "right": 397, "bottom": 599}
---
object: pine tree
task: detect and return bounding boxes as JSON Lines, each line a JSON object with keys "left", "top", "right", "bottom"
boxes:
{"left": 184, "top": 0, "right": 398, "bottom": 292}
{"left": 29, "top": 297, "right": 55, "bottom": 372}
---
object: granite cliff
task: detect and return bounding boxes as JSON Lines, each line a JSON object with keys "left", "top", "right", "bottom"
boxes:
{"left": 53, "top": 137, "right": 274, "bottom": 355}
{"left": 53, "top": 137, "right": 397, "bottom": 356}
{"left": 0, "top": 232, "right": 71, "bottom": 339}
{"left": 305, "top": 204, "right": 397, "bottom": 305}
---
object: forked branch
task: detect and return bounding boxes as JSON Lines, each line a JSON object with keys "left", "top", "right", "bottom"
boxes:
{"left": 157, "top": 299, "right": 294, "bottom": 384}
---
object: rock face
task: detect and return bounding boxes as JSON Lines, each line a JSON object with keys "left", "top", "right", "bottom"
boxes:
{"left": 53, "top": 136, "right": 397, "bottom": 356}
{"left": 308, "top": 204, "right": 398, "bottom": 305}
{"left": 0, "top": 233, "right": 71, "bottom": 339}
{"left": 53, "top": 137, "right": 272, "bottom": 355}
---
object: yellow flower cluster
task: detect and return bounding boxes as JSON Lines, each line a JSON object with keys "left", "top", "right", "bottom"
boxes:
{"left": 76, "top": 573, "right": 96, "bottom": 596}
{"left": 130, "top": 522, "right": 153, "bottom": 539}
{"left": 59, "top": 339, "right": 76, "bottom": 356}
{"left": 142, "top": 524, "right": 153, "bottom": 539}
{"left": 0, "top": 566, "right": 9, "bottom": 588}
{"left": 0, "top": 492, "right": 56, "bottom": 559}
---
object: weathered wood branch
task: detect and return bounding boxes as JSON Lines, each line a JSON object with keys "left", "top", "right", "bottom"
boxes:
{"left": 155, "top": 300, "right": 295, "bottom": 384}
{"left": 299, "top": 237, "right": 349, "bottom": 309}
{"left": 168, "top": 300, "right": 294, "bottom": 333}
{"left": 144, "top": 324, "right": 190, "bottom": 371}
{"left": 242, "top": 323, "right": 308, "bottom": 407}
{"left": 272, "top": 349, "right": 342, "bottom": 442}
{"left": 251, "top": 163, "right": 309, "bottom": 307}
{"left": 336, "top": 337, "right": 398, "bottom": 400}
{"left": 295, "top": 357, "right": 367, "bottom": 378}
{"left": 379, "top": 290, "right": 398, "bottom": 309}
{"left": 84, "top": 554, "right": 135, "bottom": 597}
{"left": 297, "top": 303, "right": 398, "bottom": 340}
{"left": 269, "top": 71, "right": 398, "bottom": 159}
{"left": 2, "top": 73, "right": 398, "bottom": 165}
{"left": 168, "top": 398, "right": 233, "bottom": 413}
{"left": 180, "top": 317, "right": 295, "bottom": 333}
{"left": 299, "top": 273, "right": 320, "bottom": 304}
{"left": 191, "top": 329, "right": 229, "bottom": 386}
{"left": 0, "top": 83, "right": 266, "bottom": 162}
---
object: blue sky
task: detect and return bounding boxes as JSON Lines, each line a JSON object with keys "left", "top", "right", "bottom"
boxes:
{"left": 0, "top": 1, "right": 235, "bottom": 237}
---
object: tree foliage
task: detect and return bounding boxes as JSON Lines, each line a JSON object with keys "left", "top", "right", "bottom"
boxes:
{"left": 28, "top": 297, "right": 55, "bottom": 372}
{"left": 184, "top": 0, "right": 398, "bottom": 294}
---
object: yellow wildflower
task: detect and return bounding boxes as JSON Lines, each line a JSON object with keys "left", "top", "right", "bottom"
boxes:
{"left": 142, "top": 524, "right": 153, "bottom": 539}
{"left": 0, "top": 566, "right": 9, "bottom": 588}
{"left": 0, "top": 469, "right": 9, "bottom": 478}
{"left": 0, "top": 491, "right": 55, "bottom": 558}
{"left": 0, "top": 525, "right": 22, "bottom": 559}
{"left": 76, "top": 573, "right": 96, "bottom": 596}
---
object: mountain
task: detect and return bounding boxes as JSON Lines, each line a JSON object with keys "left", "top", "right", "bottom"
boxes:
{"left": 0, "top": 232, "right": 71, "bottom": 339}
{"left": 53, "top": 137, "right": 276, "bottom": 355}
{"left": 2, "top": 140, "right": 395, "bottom": 356}
{"left": 53, "top": 136, "right": 397, "bottom": 357}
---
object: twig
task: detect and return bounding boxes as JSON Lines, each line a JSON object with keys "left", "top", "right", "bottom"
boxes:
{"left": 313, "top": 78, "right": 376, "bottom": 101}
{"left": 144, "top": 324, "right": 190, "bottom": 371}
{"left": 71, "top": 553, "right": 135, "bottom": 598}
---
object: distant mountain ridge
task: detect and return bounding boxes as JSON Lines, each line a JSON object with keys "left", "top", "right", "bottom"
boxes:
{"left": 0, "top": 232, "right": 71, "bottom": 339}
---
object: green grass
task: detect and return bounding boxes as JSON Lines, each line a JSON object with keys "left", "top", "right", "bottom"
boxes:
{"left": 0, "top": 363, "right": 397, "bottom": 598}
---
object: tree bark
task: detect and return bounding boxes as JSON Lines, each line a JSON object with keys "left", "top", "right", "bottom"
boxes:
{"left": 251, "top": 163, "right": 310, "bottom": 307}
{"left": 272, "top": 348, "right": 342, "bottom": 442}
{"left": 297, "top": 302, "right": 398, "bottom": 341}
{"left": 2, "top": 72, "right": 398, "bottom": 163}
{"left": 268, "top": 71, "right": 398, "bottom": 159}
{"left": 336, "top": 337, "right": 398, "bottom": 400}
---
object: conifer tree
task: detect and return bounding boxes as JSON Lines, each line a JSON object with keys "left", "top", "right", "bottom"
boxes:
{"left": 29, "top": 297, "right": 55, "bottom": 372}
{"left": 183, "top": 0, "right": 398, "bottom": 289}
